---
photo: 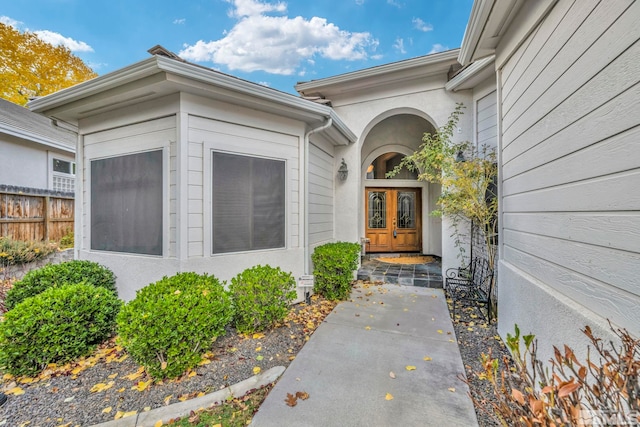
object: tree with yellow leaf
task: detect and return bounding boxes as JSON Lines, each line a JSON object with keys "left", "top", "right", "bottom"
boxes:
{"left": 0, "top": 23, "right": 97, "bottom": 106}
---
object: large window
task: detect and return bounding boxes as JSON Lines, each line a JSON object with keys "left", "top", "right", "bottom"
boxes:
{"left": 91, "top": 150, "right": 163, "bottom": 255}
{"left": 212, "top": 152, "right": 285, "bottom": 254}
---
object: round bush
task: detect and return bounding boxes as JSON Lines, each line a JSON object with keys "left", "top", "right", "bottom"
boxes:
{"left": 5, "top": 260, "right": 117, "bottom": 311}
{"left": 116, "top": 272, "right": 233, "bottom": 379}
{"left": 229, "top": 265, "right": 297, "bottom": 334}
{"left": 0, "top": 283, "right": 122, "bottom": 376}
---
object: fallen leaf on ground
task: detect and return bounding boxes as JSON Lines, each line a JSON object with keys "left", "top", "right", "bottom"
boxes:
{"left": 389, "top": 371, "right": 396, "bottom": 379}
{"left": 5, "top": 386, "right": 24, "bottom": 396}
{"left": 154, "top": 421, "right": 163, "bottom": 427}
{"left": 252, "top": 333, "right": 265, "bottom": 339}
{"left": 385, "top": 393, "right": 394, "bottom": 400}
{"left": 405, "top": 365, "right": 416, "bottom": 371}
{"left": 437, "top": 329, "right": 443, "bottom": 334}
{"left": 285, "top": 393, "right": 297, "bottom": 407}
{"left": 102, "top": 407, "right": 112, "bottom": 414}
{"left": 253, "top": 367, "right": 261, "bottom": 375}
{"left": 448, "top": 387, "right": 456, "bottom": 393}
{"left": 90, "top": 382, "right": 115, "bottom": 393}
{"left": 132, "top": 380, "right": 152, "bottom": 392}
{"left": 365, "top": 326, "right": 371, "bottom": 330}
{"left": 423, "top": 356, "right": 432, "bottom": 361}
{"left": 295, "top": 391, "right": 309, "bottom": 400}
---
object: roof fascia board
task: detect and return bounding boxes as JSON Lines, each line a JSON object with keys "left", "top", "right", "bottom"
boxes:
{"left": 295, "top": 49, "right": 460, "bottom": 94}
{"left": 459, "top": 0, "right": 495, "bottom": 66}
{"left": 28, "top": 57, "right": 162, "bottom": 113}
{"left": 0, "top": 123, "right": 75, "bottom": 153}
{"left": 445, "top": 55, "right": 495, "bottom": 91}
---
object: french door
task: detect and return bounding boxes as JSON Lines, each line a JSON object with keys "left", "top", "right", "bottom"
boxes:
{"left": 365, "top": 188, "right": 421, "bottom": 252}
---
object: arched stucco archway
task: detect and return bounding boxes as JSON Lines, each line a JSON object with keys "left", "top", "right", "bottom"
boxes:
{"left": 359, "top": 112, "right": 442, "bottom": 256}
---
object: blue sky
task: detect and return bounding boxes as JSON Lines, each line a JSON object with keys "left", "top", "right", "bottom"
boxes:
{"left": 1, "top": 0, "right": 473, "bottom": 94}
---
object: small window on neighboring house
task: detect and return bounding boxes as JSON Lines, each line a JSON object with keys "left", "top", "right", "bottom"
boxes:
{"left": 212, "top": 152, "right": 285, "bottom": 254}
{"left": 90, "top": 150, "right": 163, "bottom": 256}
{"left": 52, "top": 158, "right": 75, "bottom": 192}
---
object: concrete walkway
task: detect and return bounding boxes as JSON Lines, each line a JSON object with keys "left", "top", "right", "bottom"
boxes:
{"left": 250, "top": 283, "right": 478, "bottom": 427}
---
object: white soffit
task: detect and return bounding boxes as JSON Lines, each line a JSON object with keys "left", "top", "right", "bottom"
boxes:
{"left": 458, "top": 0, "right": 523, "bottom": 65}
{"left": 445, "top": 55, "right": 495, "bottom": 92}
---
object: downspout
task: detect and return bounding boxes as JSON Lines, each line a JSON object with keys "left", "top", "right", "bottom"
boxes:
{"left": 303, "top": 117, "right": 333, "bottom": 275}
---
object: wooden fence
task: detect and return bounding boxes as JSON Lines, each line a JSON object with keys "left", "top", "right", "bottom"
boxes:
{"left": 0, "top": 190, "right": 74, "bottom": 242}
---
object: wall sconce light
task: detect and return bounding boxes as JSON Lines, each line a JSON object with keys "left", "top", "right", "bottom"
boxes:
{"left": 338, "top": 158, "right": 349, "bottom": 181}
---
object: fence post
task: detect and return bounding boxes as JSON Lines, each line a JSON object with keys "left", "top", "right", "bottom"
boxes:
{"left": 44, "top": 195, "right": 50, "bottom": 242}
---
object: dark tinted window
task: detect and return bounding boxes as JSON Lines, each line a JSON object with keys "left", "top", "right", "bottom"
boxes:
{"left": 91, "top": 150, "right": 163, "bottom": 255}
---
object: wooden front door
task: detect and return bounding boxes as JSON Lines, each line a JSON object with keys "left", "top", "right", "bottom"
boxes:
{"left": 365, "top": 188, "right": 421, "bottom": 252}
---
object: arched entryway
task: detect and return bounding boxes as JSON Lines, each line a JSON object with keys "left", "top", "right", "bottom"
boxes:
{"left": 360, "top": 113, "right": 441, "bottom": 255}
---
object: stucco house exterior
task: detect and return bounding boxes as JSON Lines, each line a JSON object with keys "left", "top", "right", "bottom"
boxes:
{"left": 0, "top": 98, "right": 76, "bottom": 193}
{"left": 28, "top": 46, "right": 481, "bottom": 300}
{"left": 452, "top": 0, "right": 640, "bottom": 359}
{"left": 27, "top": 0, "right": 639, "bottom": 362}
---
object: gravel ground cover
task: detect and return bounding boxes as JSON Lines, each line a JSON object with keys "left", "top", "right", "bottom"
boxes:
{"left": 0, "top": 283, "right": 510, "bottom": 427}
{"left": 449, "top": 297, "right": 512, "bottom": 427}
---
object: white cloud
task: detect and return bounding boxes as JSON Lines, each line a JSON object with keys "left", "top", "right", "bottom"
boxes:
{"left": 412, "top": 17, "right": 433, "bottom": 32}
{"left": 0, "top": 16, "right": 21, "bottom": 28}
{"left": 393, "top": 37, "right": 406, "bottom": 54}
{"left": 387, "top": 0, "right": 403, "bottom": 8}
{"left": 258, "top": 81, "right": 271, "bottom": 86}
{"left": 428, "top": 43, "right": 447, "bottom": 54}
{"left": 181, "top": 0, "right": 378, "bottom": 75}
{"left": 33, "top": 30, "right": 93, "bottom": 52}
{"left": 228, "top": 0, "right": 287, "bottom": 18}
{"left": 173, "top": 18, "right": 186, "bottom": 24}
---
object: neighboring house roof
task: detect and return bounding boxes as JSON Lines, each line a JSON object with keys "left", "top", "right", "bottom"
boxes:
{"left": 295, "top": 49, "right": 461, "bottom": 99}
{"left": 0, "top": 98, "right": 75, "bottom": 154}
{"left": 28, "top": 53, "right": 357, "bottom": 146}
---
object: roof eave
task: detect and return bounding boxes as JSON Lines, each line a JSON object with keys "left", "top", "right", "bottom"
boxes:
{"left": 0, "top": 123, "right": 75, "bottom": 153}
{"left": 295, "top": 49, "right": 461, "bottom": 95}
{"left": 445, "top": 55, "right": 495, "bottom": 91}
{"left": 28, "top": 56, "right": 357, "bottom": 146}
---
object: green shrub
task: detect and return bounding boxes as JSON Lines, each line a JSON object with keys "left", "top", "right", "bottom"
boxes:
{"left": 0, "top": 237, "right": 57, "bottom": 266}
{"left": 229, "top": 265, "right": 297, "bottom": 334}
{"left": 59, "top": 231, "right": 74, "bottom": 249}
{"left": 311, "top": 242, "right": 361, "bottom": 300}
{"left": 5, "top": 260, "right": 117, "bottom": 311}
{"left": 116, "top": 272, "right": 233, "bottom": 379}
{"left": 0, "top": 283, "right": 122, "bottom": 376}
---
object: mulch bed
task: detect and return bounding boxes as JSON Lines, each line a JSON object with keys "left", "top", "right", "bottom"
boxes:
{"left": 0, "top": 284, "right": 511, "bottom": 427}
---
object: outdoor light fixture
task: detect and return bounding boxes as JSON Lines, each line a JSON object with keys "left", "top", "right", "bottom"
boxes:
{"left": 455, "top": 150, "right": 466, "bottom": 162}
{"left": 338, "top": 158, "right": 349, "bottom": 181}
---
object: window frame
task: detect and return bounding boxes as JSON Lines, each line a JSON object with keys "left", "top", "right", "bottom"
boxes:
{"left": 209, "top": 150, "right": 287, "bottom": 256}
{"left": 88, "top": 149, "right": 166, "bottom": 257}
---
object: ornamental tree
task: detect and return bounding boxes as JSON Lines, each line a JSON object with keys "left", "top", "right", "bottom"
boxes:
{"left": 0, "top": 23, "right": 97, "bottom": 106}
{"left": 388, "top": 103, "right": 498, "bottom": 269}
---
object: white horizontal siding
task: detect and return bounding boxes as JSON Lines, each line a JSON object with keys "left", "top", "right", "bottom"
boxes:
{"left": 476, "top": 90, "right": 497, "bottom": 151}
{"left": 308, "top": 142, "right": 334, "bottom": 246}
{"left": 188, "top": 115, "right": 300, "bottom": 256}
{"left": 499, "top": 0, "right": 640, "bottom": 331}
{"left": 83, "top": 116, "right": 175, "bottom": 255}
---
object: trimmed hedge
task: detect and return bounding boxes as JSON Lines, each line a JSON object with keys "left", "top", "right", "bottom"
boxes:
{"left": 0, "top": 283, "right": 122, "bottom": 376}
{"left": 5, "top": 260, "right": 117, "bottom": 311}
{"left": 116, "top": 272, "right": 233, "bottom": 379}
{"left": 311, "top": 242, "right": 361, "bottom": 300}
{"left": 229, "top": 265, "right": 296, "bottom": 334}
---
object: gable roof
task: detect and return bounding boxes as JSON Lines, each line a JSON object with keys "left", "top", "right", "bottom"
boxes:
{"left": 0, "top": 98, "right": 76, "bottom": 153}
{"left": 28, "top": 54, "right": 356, "bottom": 146}
{"left": 295, "top": 49, "right": 461, "bottom": 98}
